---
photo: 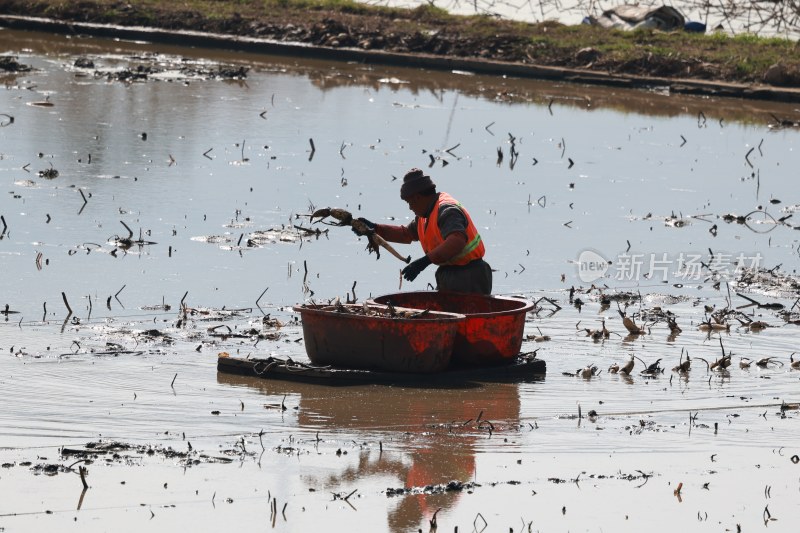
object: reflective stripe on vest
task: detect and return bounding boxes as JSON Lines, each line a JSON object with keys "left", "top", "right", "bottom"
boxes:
{"left": 418, "top": 192, "right": 485, "bottom": 266}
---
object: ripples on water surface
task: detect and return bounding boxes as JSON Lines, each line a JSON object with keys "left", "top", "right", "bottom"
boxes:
{"left": 0, "top": 28, "right": 799, "bottom": 532}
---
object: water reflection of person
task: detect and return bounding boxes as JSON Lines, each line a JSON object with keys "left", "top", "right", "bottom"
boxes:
{"left": 218, "top": 371, "right": 520, "bottom": 532}
{"left": 353, "top": 168, "right": 492, "bottom": 294}
{"left": 298, "top": 384, "right": 520, "bottom": 532}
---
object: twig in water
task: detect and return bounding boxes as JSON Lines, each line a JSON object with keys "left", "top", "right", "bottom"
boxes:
{"left": 171, "top": 373, "right": 177, "bottom": 388}
{"left": 745, "top": 147, "right": 754, "bottom": 168}
{"left": 62, "top": 292, "right": 73, "bottom": 316}
{"left": 79, "top": 466, "right": 89, "bottom": 490}
{"left": 445, "top": 143, "right": 460, "bottom": 157}
{"left": 256, "top": 287, "right": 269, "bottom": 315}
{"left": 115, "top": 284, "right": 126, "bottom": 306}
{"left": 430, "top": 507, "right": 442, "bottom": 528}
{"left": 474, "top": 512, "right": 488, "bottom": 532}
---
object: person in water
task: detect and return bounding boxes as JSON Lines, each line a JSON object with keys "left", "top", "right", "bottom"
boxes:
{"left": 353, "top": 168, "right": 491, "bottom": 294}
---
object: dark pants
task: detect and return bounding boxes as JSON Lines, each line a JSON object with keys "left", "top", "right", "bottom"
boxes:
{"left": 435, "top": 259, "right": 493, "bottom": 295}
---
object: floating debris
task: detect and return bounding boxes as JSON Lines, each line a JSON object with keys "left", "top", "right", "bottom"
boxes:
{"left": 38, "top": 166, "right": 59, "bottom": 179}
{"left": 0, "top": 55, "right": 31, "bottom": 72}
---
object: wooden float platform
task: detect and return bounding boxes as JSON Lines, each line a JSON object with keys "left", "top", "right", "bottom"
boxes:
{"left": 217, "top": 353, "right": 545, "bottom": 387}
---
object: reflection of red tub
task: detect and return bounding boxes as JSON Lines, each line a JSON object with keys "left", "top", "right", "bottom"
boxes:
{"left": 371, "top": 292, "right": 533, "bottom": 367}
{"left": 292, "top": 304, "right": 464, "bottom": 373}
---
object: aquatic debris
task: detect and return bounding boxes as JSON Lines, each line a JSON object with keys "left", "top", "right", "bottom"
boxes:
{"left": 181, "top": 306, "right": 252, "bottom": 322}
{"left": 93, "top": 59, "right": 249, "bottom": 83}
{"left": 192, "top": 226, "right": 322, "bottom": 249}
{"left": 697, "top": 339, "right": 733, "bottom": 371}
{"left": 768, "top": 113, "right": 800, "bottom": 130}
{"left": 578, "top": 364, "right": 600, "bottom": 379}
{"left": 304, "top": 206, "right": 410, "bottom": 263}
{"left": 28, "top": 96, "right": 55, "bottom": 107}
{"left": 638, "top": 357, "right": 663, "bottom": 376}
{"left": 385, "top": 480, "right": 477, "bottom": 497}
{"left": 525, "top": 328, "right": 551, "bottom": 342}
{"left": 734, "top": 314, "right": 771, "bottom": 331}
{"left": 736, "top": 266, "right": 800, "bottom": 299}
{"left": 672, "top": 349, "right": 691, "bottom": 373}
{"left": 207, "top": 323, "right": 281, "bottom": 341}
{"left": 59, "top": 440, "right": 233, "bottom": 467}
{"left": 618, "top": 304, "right": 647, "bottom": 335}
{"left": 74, "top": 57, "right": 95, "bottom": 69}
{"left": 698, "top": 308, "right": 731, "bottom": 331}
{"left": 109, "top": 220, "right": 157, "bottom": 251}
{"left": 740, "top": 357, "right": 783, "bottom": 369}
{"left": 584, "top": 287, "right": 640, "bottom": 304}
{"left": 31, "top": 463, "right": 66, "bottom": 476}
{"left": 135, "top": 328, "right": 175, "bottom": 344}
{"left": 610, "top": 355, "right": 635, "bottom": 375}
{"left": 299, "top": 300, "right": 432, "bottom": 319}
{"left": 579, "top": 318, "right": 610, "bottom": 340}
{"left": 38, "top": 165, "right": 59, "bottom": 179}
{"left": 0, "top": 55, "right": 32, "bottom": 72}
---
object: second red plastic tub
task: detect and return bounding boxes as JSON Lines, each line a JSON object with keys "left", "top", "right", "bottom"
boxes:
{"left": 371, "top": 291, "right": 533, "bottom": 366}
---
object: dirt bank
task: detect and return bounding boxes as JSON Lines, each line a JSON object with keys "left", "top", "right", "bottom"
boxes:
{"left": 1, "top": 0, "right": 800, "bottom": 101}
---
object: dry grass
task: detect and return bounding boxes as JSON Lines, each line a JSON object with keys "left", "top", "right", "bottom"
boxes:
{"left": 2, "top": 0, "right": 799, "bottom": 84}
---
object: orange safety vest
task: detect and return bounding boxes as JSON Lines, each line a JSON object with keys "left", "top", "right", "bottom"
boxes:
{"left": 418, "top": 192, "right": 485, "bottom": 266}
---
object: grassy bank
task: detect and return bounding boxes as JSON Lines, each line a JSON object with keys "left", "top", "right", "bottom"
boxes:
{"left": 1, "top": 0, "right": 799, "bottom": 86}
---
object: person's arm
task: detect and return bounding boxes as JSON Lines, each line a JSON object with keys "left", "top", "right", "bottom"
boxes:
{"left": 376, "top": 220, "right": 418, "bottom": 244}
{"left": 427, "top": 205, "right": 468, "bottom": 264}
{"left": 426, "top": 232, "right": 468, "bottom": 264}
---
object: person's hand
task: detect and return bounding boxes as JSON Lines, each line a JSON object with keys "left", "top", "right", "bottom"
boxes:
{"left": 401, "top": 255, "right": 432, "bottom": 282}
{"left": 351, "top": 217, "right": 376, "bottom": 236}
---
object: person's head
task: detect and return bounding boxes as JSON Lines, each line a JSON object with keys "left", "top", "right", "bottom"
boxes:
{"left": 400, "top": 168, "right": 437, "bottom": 217}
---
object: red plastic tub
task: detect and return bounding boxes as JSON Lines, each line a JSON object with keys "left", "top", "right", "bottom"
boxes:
{"left": 371, "top": 292, "right": 533, "bottom": 367}
{"left": 292, "top": 304, "right": 465, "bottom": 373}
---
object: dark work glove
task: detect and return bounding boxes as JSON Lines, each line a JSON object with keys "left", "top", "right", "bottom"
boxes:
{"left": 351, "top": 217, "right": 377, "bottom": 236}
{"left": 401, "top": 255, "right": 432, "bottom": 282}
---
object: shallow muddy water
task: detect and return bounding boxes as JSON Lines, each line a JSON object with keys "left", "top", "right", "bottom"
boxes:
{"left": 1, "top": 28, "right": 799, "bottom": 532}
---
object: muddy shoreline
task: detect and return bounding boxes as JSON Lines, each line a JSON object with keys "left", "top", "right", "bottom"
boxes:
{"left": 1, "top": 10, "right": 800, "bottom": 103}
